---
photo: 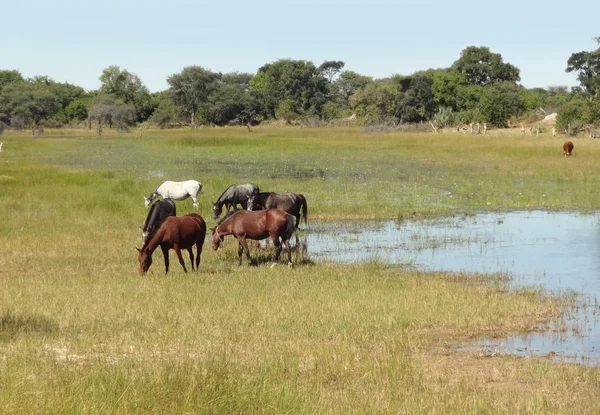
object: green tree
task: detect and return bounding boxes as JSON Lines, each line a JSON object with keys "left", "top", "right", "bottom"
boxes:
{"left": 0, "top": 70, "right": 25, "bottom": 92}
{"left": 334, "top": 70, "right": 372, "bottom": 104}
{"left": 149, "top": 91, "right": 179, "bottom": 128}
{"left": 431, "top": 69, "right": 468, "bottom": 111}
{"left": 199, "top": 82, "right": 259, "bottom": 126}
{"left": 99, "top": 65, "right": 153, "bottom": 122}
{"left": 452, "top": 46, "right": 520, "bottom": 86}
{"left": 0, "top": 82, "right": 59, "bottom": 126}
{"left": 318, "top": 60, "right": 345, "bottom": 82}
{"left": 167, "top": 66, "right": 218, "bottom": 127}
{"left": 349, "top": 81, "right": 402, "bottom": 124}
{"left": 275, "top": 99, "right": 299, "bottom": 122}
{"left": 478, "top": 82, "right": 523, "bottom": 127}
{"left": 394, "top": 73, "right": 435, "bottom": 122}
{"left": 566, "top": 37, "right": 600, "bottom": 96}
{"left": 249, "top": 59, "right": 329, "bottom": 118}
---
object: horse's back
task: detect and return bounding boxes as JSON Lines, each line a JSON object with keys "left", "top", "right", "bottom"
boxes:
{"left": 162, "top": 214, "right": 206, "bottom": 244}
{"left": 267, "top": 193, "right": 302, "bottom": 211}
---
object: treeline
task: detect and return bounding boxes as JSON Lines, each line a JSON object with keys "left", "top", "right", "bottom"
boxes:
{"left": 0, "top": 40, "right": 599, "bottom": 135}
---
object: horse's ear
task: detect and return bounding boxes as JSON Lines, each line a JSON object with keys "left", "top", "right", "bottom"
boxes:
{"left": 136, "top": 247, "right": 142, "bottom": 253}
{"left": 209, "top": 227, "right": 215, "bottom": 231}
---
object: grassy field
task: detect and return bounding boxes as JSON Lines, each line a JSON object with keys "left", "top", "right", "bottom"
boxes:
{"left": 1, "top": 127, "right": 600, "bottom": 413}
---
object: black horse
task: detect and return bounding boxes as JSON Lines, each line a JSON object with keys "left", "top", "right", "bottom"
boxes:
{"left": 212, "top": 183, "right": 259, "bottom": 219}
{"left": 251, "top": 192, "right": 307, "bottom": 229}
{"left": 141, "top": 198, "right": 176, "bottom": 243}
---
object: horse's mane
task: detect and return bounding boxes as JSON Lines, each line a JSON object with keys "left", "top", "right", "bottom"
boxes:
{"left": 143, "top": 201, "right": 159, "bottom": 231}
{"left": 217, "top": 208, "right": 242, "bottom": 225}
{"left": 215, "top": 184, "right": 236, "bottom": 204}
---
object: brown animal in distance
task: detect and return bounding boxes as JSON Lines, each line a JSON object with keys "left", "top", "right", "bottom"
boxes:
{"left": 137, "top": 213, "right": 206, "bottom": 274}
{"left": 563, "top": 141, "right": 574, "bottom": 157}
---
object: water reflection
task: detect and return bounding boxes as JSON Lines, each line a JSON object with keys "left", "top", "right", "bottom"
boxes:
{"left": 303, "top": 211, "right": 600, "bottom": 365}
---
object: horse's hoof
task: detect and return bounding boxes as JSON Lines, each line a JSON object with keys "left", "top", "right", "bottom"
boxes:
{"left": 270, "top": 263, "right": 277, "bottom": 269}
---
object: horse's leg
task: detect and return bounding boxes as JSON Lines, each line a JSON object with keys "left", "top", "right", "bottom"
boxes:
{"left": 295, "top": 213, "right": 301, "bottom": 229}
{"left": 161, "top": 245, "right": 170, "bottom": 274}
{"left": 272, "top": 235, "right": 282, "bottom": 263}
{"left": 195, "top": 241, "right": 202, "bottom": 271}
{"left": 173, "top": 244, "right": 188, "bottom": 273}
{"left": 187, "top": 248, "right": 195, "bottom": 271}
{"left": 191, "top": 194, "right": 199, "bottom": 209}
{"left": 284, "top": 239, "right": 293, "bottom": 266}
{"left": 239, "top": 236, "right": 252, "bottom": 265}
{"left": 237, "top": 241, "right": 244, "bottom": 266}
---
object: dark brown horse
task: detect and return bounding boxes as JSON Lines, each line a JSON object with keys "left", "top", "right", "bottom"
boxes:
{"left": 563, "top": 141, "right": 574, "bottom": 156}
{"left": 137, "top": 213, "right": 207, "bottom": 274}
{"left": 250, "top": 192, "right": 307, "bottom": 229}
{"left": 211, "top": 209, "right": 295, "bottom": 266}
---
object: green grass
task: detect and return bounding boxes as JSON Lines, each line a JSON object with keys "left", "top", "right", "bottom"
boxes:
{"left": 1, "top": 126, "right": 599, "bottom": 413}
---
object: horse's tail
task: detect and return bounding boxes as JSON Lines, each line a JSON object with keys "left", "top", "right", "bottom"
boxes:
{"left": 299, "top": 194, "right": 308, "bottom": 226}
{"left": 282, "top": 213, "right": 295, "bottom": 242}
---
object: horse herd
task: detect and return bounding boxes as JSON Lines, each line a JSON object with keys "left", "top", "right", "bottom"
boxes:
{"left": 137, "top": 181, "right": 308, "bottom": 275}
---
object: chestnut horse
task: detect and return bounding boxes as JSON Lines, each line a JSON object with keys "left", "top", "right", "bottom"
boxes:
{"left": 563, "top": 141, "right": 574, "bottom": 156}
{"left": 211, "top": 209, "right": 295, "bottom": 267}
{"left": 137, "top": 213, "right": 206, "bottom": 274}
{"left": 250, "top": 192, "right": 308, "bottom": 229}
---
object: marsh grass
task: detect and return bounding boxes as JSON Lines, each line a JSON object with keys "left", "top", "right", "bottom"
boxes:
{"left": 1, "top": 127, "right": 600, "bottom": 413}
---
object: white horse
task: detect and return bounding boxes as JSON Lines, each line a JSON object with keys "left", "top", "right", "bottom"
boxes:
{"left": 144, "top": 180, "right": 202, "bottom": 209}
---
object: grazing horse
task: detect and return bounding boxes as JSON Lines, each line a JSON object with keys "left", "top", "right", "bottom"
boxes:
{"left": 212, "top": 183, "right": 259, "bottom": 219}
{"left": 211, "top": 209, "right": 295, "bottom": 267}
{"left": 137, "top": 213, "right": 206, "bottom": 274}
{"left": 251, "top": 192, "right": 308, "bottom": 229}
{"left": 144, "top": 180, "right": 202, "bottom": 209}
{"left": 141, "top": 198, "right": 176, "bottom": 243}
{"left": 563, "top": 141, "right": 574, "bottom": 157}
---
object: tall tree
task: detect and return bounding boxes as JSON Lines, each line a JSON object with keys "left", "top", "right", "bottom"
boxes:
{"left": 566, "top": 37, "right": 600, "bottom": 96}
{"left": 0, "top": 82, "right": 59, "bottom": 126}
{"left": 167, "top": 66, "right": 218, "bottom": 126}
{"left": 0, "top": 70, "right": 25, "bottom": 93}
{"left": 335, "top": 70, "right": 372, "bottom": 103}
{"left": 318, "top": 60, "right": 345, "bottom": 82}
{"left": 452, "top": 46, "right": 520, "bottom": 86}
{"left": 99, "top": 65, "right": 152, "bottom": 122}
{"left": 249, "top": 59, "right": 329, "bottom": 118}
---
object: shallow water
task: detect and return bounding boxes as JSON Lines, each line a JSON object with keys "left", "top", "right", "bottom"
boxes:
{"left": 303, "top": 211, "right": 600, "bottom": 365}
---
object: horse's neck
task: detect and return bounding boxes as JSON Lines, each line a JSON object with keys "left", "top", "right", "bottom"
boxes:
{"left": 217, "top": 221, "right": 233, "bottom": 237}
{"left": 144, "top": 227, "right": 166, "bottom": 254}
{"left": 143, "top": 204, "right": 159, "bottom": 230}
{"left": 217, "top": 186, "right": 234, "bottom": 204}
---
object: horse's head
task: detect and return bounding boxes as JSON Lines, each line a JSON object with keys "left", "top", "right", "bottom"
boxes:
{"left": 144, "top": 197, "right": 152, "bottom": 208}
{"left": 210, "top": 227, "right": 224, "bottom": 251}
{"left": 212, "top": 202, "right": 222, "bottom": 219}
{"left": 247, "top": 195, "right": 255, "bottom": 211}
{"left": 136, "top": 247, "right": 152, "bottom": 274}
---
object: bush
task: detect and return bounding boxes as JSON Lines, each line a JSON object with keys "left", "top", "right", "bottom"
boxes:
{"left": 10, "top": 114, "right": 25, "bottom": 130}
{"left": 433, "top": 106, "right": 455, "bottom": 128}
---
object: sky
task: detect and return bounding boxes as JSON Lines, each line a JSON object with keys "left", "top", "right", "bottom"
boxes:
{"left": 3, "top": 0, "right": 599, "bottom": 92}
